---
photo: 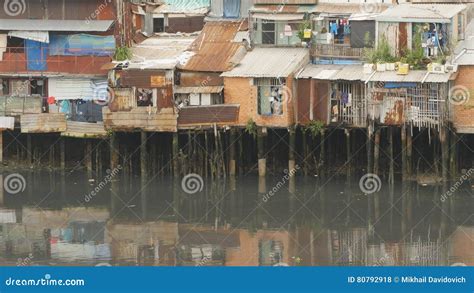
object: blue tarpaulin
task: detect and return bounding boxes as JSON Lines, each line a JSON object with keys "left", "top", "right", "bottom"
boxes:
{"left": 49, "top": 34, "right": 115, "bottom": 57}
{"left": 223, "top": 0, "right": 240, "bottom": 18}
{"left": 26, "top": 39, "right": 47, "bottom": 71}
{"left": 384, "top": 82, "right": 417, "bottom": 88}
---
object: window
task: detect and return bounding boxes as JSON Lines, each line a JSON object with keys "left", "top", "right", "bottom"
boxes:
{"left": 7, "top": 37, "right": 24, "bottom": 53}
{"left": 188, "top": 93, "right": 222, "bottom": 106}
{"left": 262, "top": 20, "right": 276, "bottom": 45}
{"left": 255, "top": 78, "right": 286, "bottom": 116}
{"left": 136, "top": 88, "right": 153, "bottom": 107}
{"left": 30, "top": 79, "right": 46, "bottom": 96}
{"left": 153, "top": 18, "right": 165, "bottom": 33}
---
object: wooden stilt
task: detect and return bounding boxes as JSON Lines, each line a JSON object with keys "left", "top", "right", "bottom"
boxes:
{"left": 319, "top": 129, "right": 325, "bottom": 176}
{"left": 257, "top": 127, "right": 266, "bottom": 177}
{"left": 0, "top": 131, "right": 3, "bottom": 163}
{"left": 388, "top": 127, "right": 394, "bottom": 185}
{"left": 440, "top": 127, "right": 449, "bottom": 182}
{"left": 60, "top": 138, "right": 66, "bottom": 170}
{"left": 374, "top": 128, "right": 381, "bottom": 176}
{"left": 345, "top": 129, "right": 351, "bottom": 175}
{"left": 26, "top": 134, "right": 32, "bottom": 165}
{"left": 401, "top": 125, "right": 407, "bottom": 180}
{"left": 449, "top": 130, "right": 457, "bottom": 179}
{"left": 367, "top": 124, "right": 374, "bottom": 174}
{"left": 110, "top": 133, "right": 119, "bottom": 170}
{"left": 85, "top": 140, "right": 93, "bottom": 176}
{"left": 172, "top": 132, "right": 179, "bottom": 177}
{"left": 288, "top": 126, "right": 296, "bottom": 172}
{"left": 406, "top": 128, "right": 413, "bottom": 177}
{"left": 229, "top": 128, "right": 237, "bottom": 177}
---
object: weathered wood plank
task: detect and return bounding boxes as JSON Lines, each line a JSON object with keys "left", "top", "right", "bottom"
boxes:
{"left": 103, "top": 107, "right": 178, "bottom": 132}
{"left": 62, "top": 121, "right": 108, "bottom": 138}
{"left": 20, "top": 113, "right": 67, "bottom": 133}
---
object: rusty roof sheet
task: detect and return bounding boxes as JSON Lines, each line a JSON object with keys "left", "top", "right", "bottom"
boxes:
{"left": 180, "top": 20, "right": 247, "bottom": 72}
{"left": 221, "top": 48, "right": 309, "bottom": 78}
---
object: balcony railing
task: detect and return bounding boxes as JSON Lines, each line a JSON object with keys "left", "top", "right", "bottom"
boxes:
{"left": 0, "top": 47, "right": 113, "bottom": 75}
{"left": 311, "top": 43, "right": 366, "bottom": 59}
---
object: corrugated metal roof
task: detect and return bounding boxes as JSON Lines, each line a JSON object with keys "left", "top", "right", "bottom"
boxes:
{"left": 175, "top": 86, "right": 224, "bottom": 94}
{"left": 376, "top": 4, "right": 466, "bottom": 23}
{"left": 368, "top": 70, "right": 453, "bottom": 83}
{"left": 0, "top": 19, "right": 114, "bottom": 32}
{"left": 253, "top": 13, "right": 304, "bottom": 21}
{"left": 180, "top": 20, "right": 247, "bottom": 72}
{"left": 313, "top": 3, "right": 388, "bottom": 15}
{"left": 129, "top": 35, "right": 196, "bottom": 70}
{"left": 298, "top": 64, "right": 364, "bottom": 81}
{"left": 250, "top": 4, "right": 317, "bottom": 14}
{"left": 221, "top": 48, "right": 309, "bottom": 78}
{"left": 154, "top": 0, "right": 210, "bottom": 14}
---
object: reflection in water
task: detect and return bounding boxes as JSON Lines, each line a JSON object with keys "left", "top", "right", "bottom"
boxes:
{"left": 0, "top": 170, "right": 472, "bottom": 267}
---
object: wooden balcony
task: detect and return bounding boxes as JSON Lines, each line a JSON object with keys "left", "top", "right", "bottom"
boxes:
{"left": 103, "top": 107, "right": 178, "bottom": 133}
{"left": 311, "top": 43, "right": 366, "bottom": 60}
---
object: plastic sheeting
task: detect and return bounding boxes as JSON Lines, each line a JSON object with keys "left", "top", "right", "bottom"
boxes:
{"left": 8, "top": 31, "right": 49, "bottom": 43}
{"left": 223, "top": 0, "right": 240, "bottom": 18}
{"left": 26, "top": 39, "right": 47, "bottom": 71}
{"left": 49, "top": 34, "right": 115, "bottom": 56}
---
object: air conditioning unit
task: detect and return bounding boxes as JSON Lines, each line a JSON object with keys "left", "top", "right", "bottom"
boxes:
{"left": 445, "top": 63, "right": 458, "bottom": 73}
{"left": 428, "top": 63, "right": 445, "bottom": 74}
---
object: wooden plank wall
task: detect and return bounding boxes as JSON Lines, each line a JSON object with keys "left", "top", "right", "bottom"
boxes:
{"left": 103, "top": 107, "right": 178, "bottom": 132}
{"left": 20, "top": 113, "right": 67, "bottom": 133}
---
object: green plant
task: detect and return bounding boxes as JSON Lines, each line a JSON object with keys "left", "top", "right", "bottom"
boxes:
{"left": 113, "top": 46, "right": 132, "bottom": 61}
{"left": 304, "top": 120, "right": 324, "bottom": 138}
{"left": 401, "top": 28, "right": 425, "bottom": 69}
{"left": 363, "top": 35, "right": 397, "bottom": 64}
{"left": 245, "top": 119, "right": 258, "bottom": 138}
{"left": 297, "top": 21, "right": 311, "bottom": 41}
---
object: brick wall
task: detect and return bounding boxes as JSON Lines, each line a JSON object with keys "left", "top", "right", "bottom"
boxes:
{"left": 453, "top": 65, "right": 474, "bottom": 133}
{"left": 223, "top": 76, "right": 296, "bottom": 128}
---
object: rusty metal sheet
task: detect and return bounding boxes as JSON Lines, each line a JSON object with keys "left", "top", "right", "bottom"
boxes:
{"left": 178, "top": 105, "right": 239, "bottom": 126}
{"left": 180, "top": 20, "right": 247, "bottom": 72}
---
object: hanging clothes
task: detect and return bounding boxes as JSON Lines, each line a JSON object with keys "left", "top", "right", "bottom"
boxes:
{"left": 330, "top": 22, "right": 338, "bottom": 35}
{"left": 60, "top": 100, "right": 71, "bottom": 114}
